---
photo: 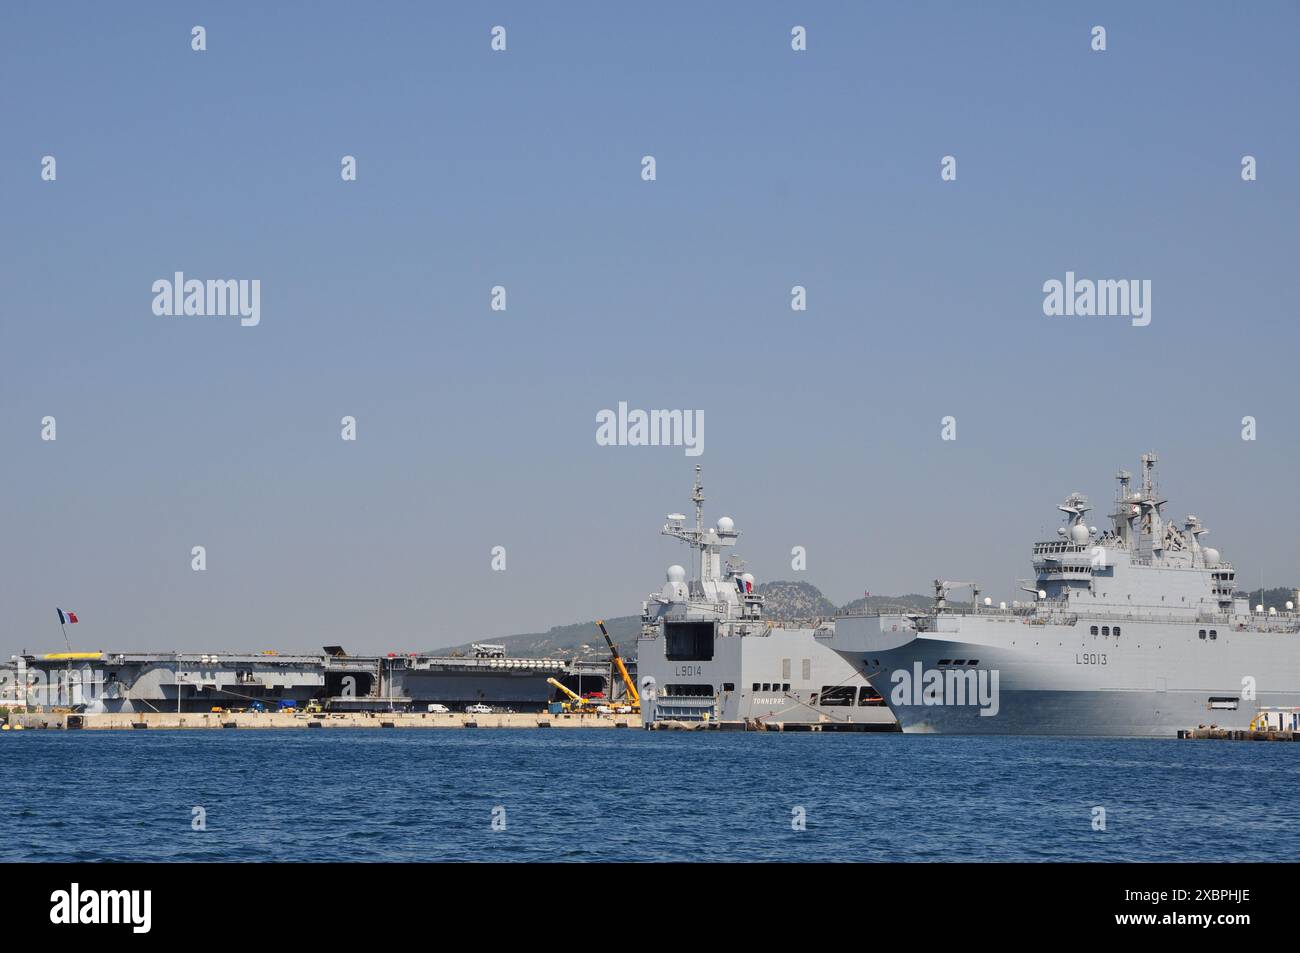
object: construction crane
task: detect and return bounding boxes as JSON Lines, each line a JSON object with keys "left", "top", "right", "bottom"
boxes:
{"left": 546, "top": 677, "right": 591, "bottom": 712}
{"left": 596, "top": 620, "right": 640, "bottom": 711}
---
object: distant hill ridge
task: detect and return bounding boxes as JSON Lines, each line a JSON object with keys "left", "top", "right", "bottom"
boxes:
{"left": 430, "top": 582, "right": 1300, "bottom": 661}
{"left": 430, "top": 580, "right": 934, "bottom": 660}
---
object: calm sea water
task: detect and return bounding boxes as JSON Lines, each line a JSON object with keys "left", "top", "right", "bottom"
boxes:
{"left": 1, "top": 730, "right": 1296, "bottom": 862}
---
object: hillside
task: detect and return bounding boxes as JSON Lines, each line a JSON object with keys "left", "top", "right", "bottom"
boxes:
{"left": 753, "top": 580, "right": 839, "bottom": 620}
{"left": 430, "top": 581, "right": 932, "bottom": 660}
{"left": 838, "top": 592, "right": 938, "bottom": 615}
{"left": 431, "top": 581, "right": 1300, "bottom": 661}
{"left": 431, "top": 615, "right": 642, "bottom": 662}
{"left": 1237, "top": 586, "right": 1298, "bottom": 608}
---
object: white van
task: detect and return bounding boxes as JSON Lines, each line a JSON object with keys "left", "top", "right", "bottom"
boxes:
{"left": 427, "top": 703, "right": 450, "bottom": 713}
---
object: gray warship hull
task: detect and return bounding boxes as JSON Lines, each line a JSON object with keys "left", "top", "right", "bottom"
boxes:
{"left": 638, "top": 620, "right": 896, "bottom": 728}
{"left": 831, "top": 614, "right": 1300, "bottom": 736}
{"left": 638, "top": 466, "right": 896, "bottom": 729}
{"left": 9, "top": 651, "right": 608, "bottom": 714}
{"left": 828, "top": 454, "right": 1300, "bottom": 737}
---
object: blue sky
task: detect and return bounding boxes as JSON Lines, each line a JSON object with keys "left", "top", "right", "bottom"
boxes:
{"left": 2, "top": 2, "right": 1298, "bottom": 655}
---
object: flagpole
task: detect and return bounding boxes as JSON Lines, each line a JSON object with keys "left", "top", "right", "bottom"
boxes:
{"left": 58, "top": 622, "right": 71, "bottom": 708}
{"left": 56, "top": 612, "right": 72, "bottom": 708}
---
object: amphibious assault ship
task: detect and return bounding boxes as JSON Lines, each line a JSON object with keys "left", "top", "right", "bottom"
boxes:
{"left": 828, "top": 454, "right": 1300, "bottom": 736}
{"left": 637, "top": 468, "right": 897, "bottom": 730}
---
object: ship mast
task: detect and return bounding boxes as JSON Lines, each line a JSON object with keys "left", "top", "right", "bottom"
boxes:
{"left": 692, "top": 464, "right": 704, "bottom": 579}
{"left": 663, "top": 465, "right": 707, "bottom": 586}
{"left": 1110, "top": 468, "right": 1134, "bottom": 544}
{"left": 661, "top": 466, "right": 740, "bottom": 594}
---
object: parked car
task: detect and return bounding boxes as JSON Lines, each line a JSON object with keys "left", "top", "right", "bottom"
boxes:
{"left": 427, "top": 703, "right": 450, "bottom": 713}
{"left": 465, "top": 704, "right": 492, "bottom": 715}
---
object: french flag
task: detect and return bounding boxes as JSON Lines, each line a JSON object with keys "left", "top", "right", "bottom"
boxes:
{"left": 57, "top": 608, "right": 79, "bottom": 625}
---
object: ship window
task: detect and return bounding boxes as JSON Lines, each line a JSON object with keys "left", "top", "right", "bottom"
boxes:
{"left": 723, "top": 683, "right": 735, "bottom": 692}
{"left": 858, "top": 686, "right": 883, "bottom": 706}
{"left": 782, "top": 683, "right": 790, "bottom": 692}
{"left": 1209, "top": 631, "right": 1217, "bottom": 640}
{"left": 1113, "top": 628, "right": 1120, "bottom": 637}
{"left": 967, "top": 659, "right": 979, "bottom": 666}
{"left": 937, "top": 659, "right": 952, "bottom": 666}
{"left": 819, "top": 686, "right": 855, "bottom": 707}
{"left": 1102, "top": 626, "right": 1110, "bottom": 636}
{"left": 761, "top": 683, "right": 771, "bottom": 691}
{"left": 752, "top": 683, "right": 760, "bottom": 691}
{"left": 1199, "top": 630, "right": 1206, "bottom": 639}
{"left": 952, "top": 660, "right": 967, "bottom": 665}
{"left": 1090, "top": 626, "right": 1099, "bottom": 635}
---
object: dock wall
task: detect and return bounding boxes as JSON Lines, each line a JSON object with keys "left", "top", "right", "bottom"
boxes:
{"left": 4, "top": 711, "right": 640, "bottom": 730}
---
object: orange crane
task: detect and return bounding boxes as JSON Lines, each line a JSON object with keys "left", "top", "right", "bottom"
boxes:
{"left": 596, "top": 620, "right": 640, "bottom": 712}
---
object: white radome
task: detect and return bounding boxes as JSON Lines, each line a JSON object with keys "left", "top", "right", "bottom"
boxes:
{"left": 1202, "top": 547, "right": 1220, "bottom": 567}
{"left": 717, "top": 516, "right": 735, "bottom": 533}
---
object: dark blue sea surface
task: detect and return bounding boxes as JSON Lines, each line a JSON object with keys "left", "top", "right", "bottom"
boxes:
{"left": 1, "top": 730, "right": 1295, "bottom": 862}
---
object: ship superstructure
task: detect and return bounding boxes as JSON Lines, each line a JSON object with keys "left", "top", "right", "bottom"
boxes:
{"left": 637, "top": 467, "right": 896, "bottom": 729}
{"left": 829, "top": 454, "right": 1300, "bottom": 735}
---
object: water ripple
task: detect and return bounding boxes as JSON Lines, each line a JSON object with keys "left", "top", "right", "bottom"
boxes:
{"left": 0, "top": 730, "right": 1295, "bottom": 861}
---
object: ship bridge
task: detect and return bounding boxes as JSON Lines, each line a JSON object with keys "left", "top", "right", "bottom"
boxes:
{"left": 1030, "top": 454, "right": 1240, "bottom": 618}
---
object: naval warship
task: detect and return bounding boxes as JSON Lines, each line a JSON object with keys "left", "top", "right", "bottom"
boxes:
{"left": 637, "top": 467, "right": 897, "bottom": 730}
{"left": 8, "top": 645, "right": 613, "bottom": 714}
{"left": 828, "top": 453, "right": 1300, "bottom": 736}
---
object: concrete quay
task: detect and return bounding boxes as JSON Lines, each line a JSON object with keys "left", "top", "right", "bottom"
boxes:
{"left": 3, "top": 710, "right": 640, "bottom": 731}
